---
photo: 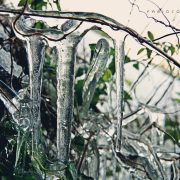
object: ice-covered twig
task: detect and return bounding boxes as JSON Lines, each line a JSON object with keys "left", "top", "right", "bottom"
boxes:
{"left": 123, "top": 129, "right": 167, "bottom": 179}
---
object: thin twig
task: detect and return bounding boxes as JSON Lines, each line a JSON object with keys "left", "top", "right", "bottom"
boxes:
{"left": 77, "top": 132, "right": 94, "bottom": 174}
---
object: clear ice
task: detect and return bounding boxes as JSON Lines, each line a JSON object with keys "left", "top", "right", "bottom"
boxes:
{"left": 54, "top": 20, "right": 100, "bottom": 164}
{"left": 114, "top": 39, "right": 125, "bottom": 151}
{"left": 81, "top": 38, "right": 109, "bottom": 117}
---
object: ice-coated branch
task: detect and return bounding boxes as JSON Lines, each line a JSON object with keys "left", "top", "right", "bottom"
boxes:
{"left": 0, "top": 80, "right": 20, "bottom": 117}
{"left": 0, "top": 81, "right": 32, "bottom": 172}
{"left": 0, "top": 7, "right": 179, "bottom": 67}
{"left": 122, "top": 129, "right": 167, "bottom": 179}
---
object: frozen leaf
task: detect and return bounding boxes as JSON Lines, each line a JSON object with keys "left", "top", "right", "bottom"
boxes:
{"left": 102, "top": 69, "right": 112, "bottom": 82}
{"left": 146, "top": 48, "right": 152, "bottom": 58}
{"left": 81, "top": 38, "right": 109, "bottom": 116}
{"left": 133, "top": 62, "right": 139, "bottom": 70}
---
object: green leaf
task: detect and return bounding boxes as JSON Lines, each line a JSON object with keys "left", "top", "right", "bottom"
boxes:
{"left": 67, "top": 162, "right": 77, "bottom": 180}
{"left": 133, "top": 62, "right": 139, "bottom": 70}
{"left": 169, "top": 45, "right": 175, "bottom": 55}
{"left": 89, "top": 44, "right": 96, "bottom": 51}
{"left": 165, "top": 119, "right": 180, "bottom": 142}
{"left": 172, "top": 98, "right": 180, "bottom": 103}
{"left": 72, "top": 135, "right": 85, "bottom": 152}
{"left": 125, "top": 55, "right": 131, "bottom": 63}
{"left": 33, "top": 22, "right": 47, "bottom": 29}
{"left": 124, "top": 90, "right": 132, "bottom": 101}
{"left": 91, "top": 90, "right": 100, "bottom": 108}
{"left": 147, "top": 31, "right": 154, "bottom": 41}
{"left": 137, "top": 48, "right": 145, "bottom": 55}
{"left": 106, "top": 169, "right": 113, "bottom": 176}
{"left": 125, "top": 79, "right": 132, "bottom": 86}
{"left": 76, "top": 67, "right": 87, "bottom": 77}
{"left": 177, "top": 92, "right": 180, "bottom": 96}
{"left": 53, "top": 0, "right": 61, "bottom": 11}
{"left": 146, "top": 48, "right": 152, "bottom": 58}
{"left": 18, "top": 0, "right": 33, "bottom": 6}
{"left": 163, "top": 46, "right": 168, "bottom": 53}
{"left": 30, "top": 0, "right": 47, "bottom": 10}
{"left": 109, "top": 47, "right": 115, "bottom": 56}
{"left": 18, "top": 0, "right": 26, "bottom": 6}
{"left": 102, "top": 69, "right": 112, "bottom": 82}
{"left": 75, "top": 80, "right": 84, "bottom": 105}
{"left": 108, "top": 57, "right": 115, "bottom": 75}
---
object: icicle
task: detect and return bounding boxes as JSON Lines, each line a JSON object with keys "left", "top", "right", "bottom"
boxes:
{"left": 26, "top": 35, "right": 46, "bottom": 153}
{"left": 14, "top": 16, "right": 99, "bottom": 169}
{"left": 0, "top": 43, "right": 44, "bottom": 173}
{"left": 81, "top": 38, "right": 109, "bottom": 117}
{"left": 56, "top": 38, "right": 76, "bottom": 164}
{"left": 14, "top": 17, "right": 46, "bottom": 151}
{"left": 56, "top": 20, "right": 99, "bottom": 164}
{"left": 113, "top": 39, "right": 125, "bottom": 151}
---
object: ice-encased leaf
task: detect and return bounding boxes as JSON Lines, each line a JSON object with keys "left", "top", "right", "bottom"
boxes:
{"left": 81, "top": 38, "right": 109, "bottom": 116}
{"left": 61, "top": 20, "right": 79, "bottom": 32}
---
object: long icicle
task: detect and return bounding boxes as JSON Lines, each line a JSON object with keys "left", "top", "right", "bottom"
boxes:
{"left": 56, "top": 38, "right": 76, "bottom": 164}
{"left": 56, "top": 20, "right": 99, "bottom": 164}
{"left": 14, "top": 16, "right": 46, "bottom": 155}
{"left": 27, "top": 36, "right": 45, "bottom": 155}
{"left": 26, "top": 35, "right": 46, "bottom": 154}
{"left": 114, "top": 39, "right": 125, "bottom": 152}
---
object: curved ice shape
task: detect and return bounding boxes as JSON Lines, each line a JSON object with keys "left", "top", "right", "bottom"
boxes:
{"left": 81, "top": 38, "right": 109, "bottom": 117}
{"left": 15, "top": 17, "right": 46, "bottom": 151}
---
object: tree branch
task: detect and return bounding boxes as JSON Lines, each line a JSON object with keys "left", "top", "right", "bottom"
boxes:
{"left": 0, "top": 7, "right": 179, "bottom": 68}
